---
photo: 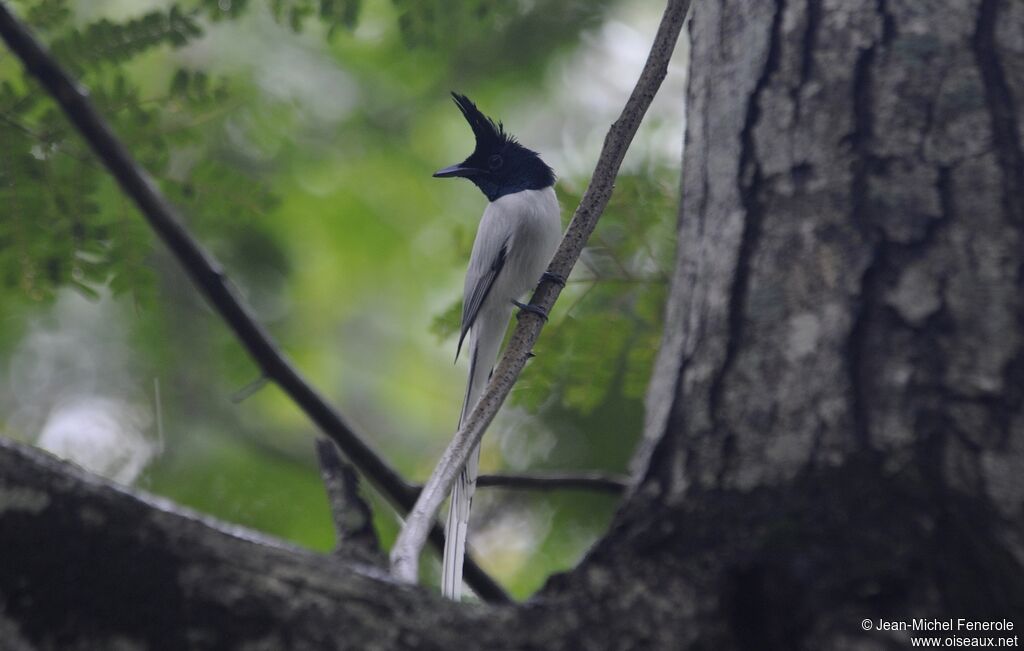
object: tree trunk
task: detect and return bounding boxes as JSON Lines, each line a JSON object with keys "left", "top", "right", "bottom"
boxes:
{"left": 2, "top": 0, "right": 1022, "bottom": 649}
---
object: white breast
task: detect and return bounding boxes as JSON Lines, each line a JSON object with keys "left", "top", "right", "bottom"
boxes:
{"left": 485, "top": 186, "right": 562, "bottom": 303}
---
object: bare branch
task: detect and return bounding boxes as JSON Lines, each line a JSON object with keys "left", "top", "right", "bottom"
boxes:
{"left": 389, "top": 0, "right": 692, "bottom": 584}
{"left": 0, "top": 2, "right": 509, "bottom": 603}
{"left": 476, "top": 472, "right": 628, "bottom": 494}
{"left": 230, "top": 375, "right": 269, "bottom": 403}
{"left": 315, "top": 438, "right": 384, "bottom": 564}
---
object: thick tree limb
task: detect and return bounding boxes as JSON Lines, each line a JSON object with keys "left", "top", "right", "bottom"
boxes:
{"left": 0, "top": 1, "right": 508, "bottom": 602}
{"left": 0, "top": 437, "right": 482, "bottom": 650}
{"left": 389, "top": 0, "right": 692, "bottom": 583}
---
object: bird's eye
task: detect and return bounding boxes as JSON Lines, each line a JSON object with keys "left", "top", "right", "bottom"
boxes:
{"left": 488, "top": 154, "right": 503, "bottom": 170}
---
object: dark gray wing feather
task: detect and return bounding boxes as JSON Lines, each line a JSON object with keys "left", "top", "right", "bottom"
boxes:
{"left": 456, "top": 240, "right": 508, "bottom": 360}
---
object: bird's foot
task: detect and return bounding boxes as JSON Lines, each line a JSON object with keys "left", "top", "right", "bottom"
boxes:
{"left": 541, "top": 272, "right": 566, "bottom": 287}
{"left": 513, "top": 300, "right": 548, "bottom": 322}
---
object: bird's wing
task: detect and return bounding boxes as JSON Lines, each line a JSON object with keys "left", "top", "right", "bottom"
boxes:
{"left": 457, "top": 231, "right": 508, "bottom": 361}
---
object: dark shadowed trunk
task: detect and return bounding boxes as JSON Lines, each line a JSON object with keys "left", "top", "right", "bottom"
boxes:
{"left": 1, "top": 0, "right": 1022, "bottom": 649}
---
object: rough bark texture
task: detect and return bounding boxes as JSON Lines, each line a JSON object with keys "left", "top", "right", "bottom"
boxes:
{"left": 632, "top": 0, "right": 1024, "bottom": 643}
{"left": 2, "top": 0, "right": 1023, "bottom": 649}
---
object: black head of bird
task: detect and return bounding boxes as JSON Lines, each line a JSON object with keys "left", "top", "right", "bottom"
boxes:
{"left": 434, "top": 92, "right": 555, "bottom": 202}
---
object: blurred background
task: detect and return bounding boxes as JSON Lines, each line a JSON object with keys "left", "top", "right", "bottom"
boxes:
{"left": 0, "top": 0, "right": 687, "bottom": 598}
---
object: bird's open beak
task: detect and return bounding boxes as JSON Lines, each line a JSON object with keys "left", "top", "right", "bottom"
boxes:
{"left": 433, "top": 164, "right": 483, "bottom": 178}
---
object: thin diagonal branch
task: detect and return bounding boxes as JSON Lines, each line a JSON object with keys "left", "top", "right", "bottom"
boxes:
{"left": 476, "top": 472, "right": 628, "bottom": 494}
{"left": 0, "top": 2, "right": 509, "bottom": 603}
{"left": 389, "top": 0, "right": 692, "bottom": 584}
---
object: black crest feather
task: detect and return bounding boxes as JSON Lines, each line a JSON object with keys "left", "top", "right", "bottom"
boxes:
{"left": 439, "top": 91, "right": 554, "bottom": 200}
{"left": 450, "top": 92, "right": 514, "bottom": 149}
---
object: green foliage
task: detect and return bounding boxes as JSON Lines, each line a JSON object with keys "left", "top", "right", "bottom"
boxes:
{"left": 0, "top": 89, "right": 130, "bottom": 303}
{"left": 169, "top": 68, "right": 231, "bottom": 106}
{"left": 48, "top": 7, "right": 201, "bottom": 72}
{"left": 429, "top": 297, "right": 462, "bottom": 342}
{"left": 198, "top": 0, "right": 249, "bottom": 21}
{"left": 0, "top": 1, "right": 206, "bottom": 306}
{"left": 267, "top": 0, "right": 361, "bottom": 36}
{"left": 392, "top": 0, "right": 509, "bottom": 47}
{"left": 525, "top": 173, "right": 674, "bottom": 415}
{"left": 23, "top": 0, "right": 70, "bottom": 31}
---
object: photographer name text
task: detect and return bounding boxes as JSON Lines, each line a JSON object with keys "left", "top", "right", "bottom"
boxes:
{"left": 871, "top": 619, "right": 1015, "bottom": 633}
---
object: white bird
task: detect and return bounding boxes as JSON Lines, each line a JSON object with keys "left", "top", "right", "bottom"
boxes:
{"left": 433, "top": 93, "right": 562, "bottom": 599}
